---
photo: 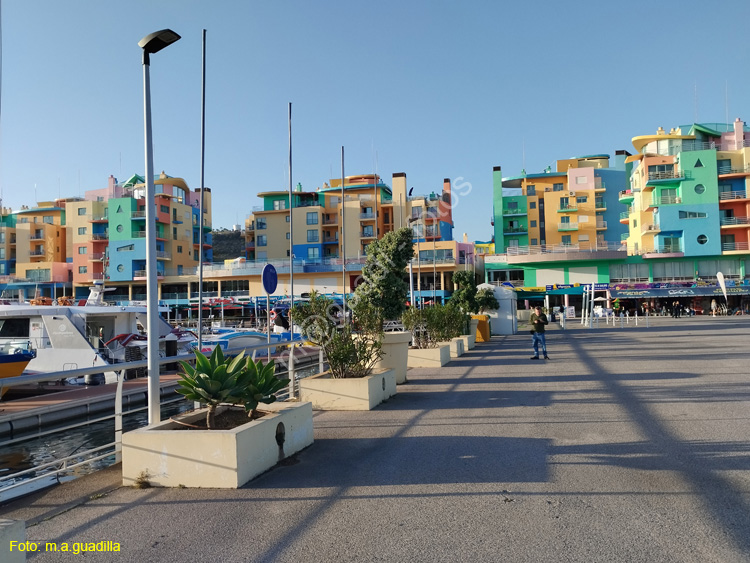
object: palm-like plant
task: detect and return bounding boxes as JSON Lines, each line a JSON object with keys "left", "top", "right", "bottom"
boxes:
{"left": 237, "top": 358, "right": 289, "bottom": 418}
{"left": 176, "top": 347, "right": 250, "bottom": 429}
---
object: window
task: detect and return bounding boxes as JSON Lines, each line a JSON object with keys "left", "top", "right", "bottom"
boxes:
{"left": 362, "top": 226, "right": 374, "bottom": 237}
{"left": 257, "top": 235, "right": 267, "bottom": 246}
{"left": 286, "top": 232, "right": 290, "bottom": 240}
{"left": 529, "top": 201, "right": 536, "bottom": 209}
{"left": 256, "top": 251, "right": 267, "bottom": 260}
{"left": 273, "top": 200, "right": 286, "bottom": 210}
{"left": 694, "top": 159, "right": 704, "bottom": 168}
{"left": 285, "top": 215, "right": 290, "bottom": 223}
{"left": 579, "top": 234, "right": 589, "bottom": 242}
{"left": 117, "top": 244, "right": 134, "bottom": 252}
{"left": 507, "top": 201, "right": 518, "bottom": 210}
{"left": 306, "top": 212, "right": 318, "bottom": 225}
{"left": 307, "top": 229, "right": 319, "bottom": 242}
{"left": 694, "top": 184, "right": 705, "bottom": 194}
{"left": 78, "top": 247, "right": 88, "bottom": 255}
{"left": 679, "top": 211, "right": 707, "bottom": 219}
{"left": 79, "top": 266, "right": 87, "bottom": 274}
{"left": 0, "top": 233, "right": 4, "bottom": 244}
{"left": 0, "top": 249, "right": 4, "bottom": 259}
{"left": 577, "top": 196, "right": 588, "bottom": 203}
{"left": 177, "top": 265, "right": 183, "bottom": 275}
{"left": 561, "top": 235, "right": 572, "bottom": 244}
{"left": 308, "top": 247, "right": 320, "bottom": 259}
{"left": 173, "top": 227, "right": 178, "bottom": 240}
{"left": 530, "top": 238, "right": 538, "bottom": 245}
{"left": 526, "top": 185, "right": 536, "bottom": 195}
{"left": 575, "top": 176, "right": 588, "bottom": 184}
{"left": 697, "top": 234, "right": 708, "bottom": 245}
{"left": 43, "top": 216, "right": 54, "bottom": 224}
{"left": 78, "top": 208, "right": 86, "bottom": 216}
{"left": 256, "top": 219, "right": 266, "bottom": 229}
{"left": 553, "top": 183, "right": 564, "bottom": 192}
{"left": 177, "top": 245, "right": 183, "bottom": 254}
{"left": 530, "top": 220, "right": 537, "bottom": 228}
{"left": 117, "top": 264, "right": 124, "bottom": 272}
{"left": 116, "top": 224, "right": 123, "bottom": 233}
{"left": 78, "top": 227, "right": 87, "bottom": 235}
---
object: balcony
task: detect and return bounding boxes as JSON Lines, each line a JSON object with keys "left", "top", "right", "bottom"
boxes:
{"left": 719, "top": 190, "right": 748, "bottom": 201}
{"left": 646, "top": 169, "right": 687, "bottom": 183}
{"left": 596, "top": 221, "right": 607, "bottom": 230}
{"left": 641, "top": 223, "right": 661, "bottom": 236}
{"left": 133, "top": 231, "right": 146, "bottom": 238}
{"left": 360, "top": 212, "right": 376, "bottom": 220}
{"left": 557, "top": 204, "right": 578, "bottom": 213}
{"left": 28, "top": 249, "right": 45, "bottom": 257}
{"left": 718, "top": 165, "right": 750, "bottom": 176}
{"left": 360, "top": 231, "right": 376, "bottom": 239}
{"left": 722, "top": 241, "right": 750, "bottom": 252}
{"left": 618, "top": 190, "right": 634, "bottom": 203}
{"left": 503, "top": 226, "right": 527, "bottom": 235}
{"left": 157, "top": 250, "right": 172, "bottom": 260}
{"left": 721, "top": 216, "right": 750, "bottom": 227}
{"left": 557, "top": 222, "right": 579, "bottom": 231}
{"left": 595, "top": 199, "right": 606, "bottom": 210}
{"left": 134, "top": 270, "right": 165, "bottom": 279}
{"left": 621, "top": 232, "right": 629, "bottom": 241}
{"left": 322, "top": 236, "right": 338, "bottom": 244}
{"left": 659, "top": 195, "right": 682, "bottom": 205}
{"left": 89, "top": 253, "right": 106, "bottom": 261}
{"left": 91, "top": 233, "right": 109, "bottom": 241}
{"left": 502, "top": 207, "right": 527, "bottom": 216}
{"left": 619, "top": 209, "right": 631, "bottom": 223}
{"left": 246, "top": 222, "right": 255, "bottom": 231}
{"left": 89, "top": 215, "right": 108, "bottom": 223}
{"left": 642, "top": 246, "right": 684, "bottom": 258}
{"left": 29, "top": 232, "right": 45, "bottom": 241}
{"left": 131, "top": 210, "right": 147, "bottom": 219}
{"left": 323, "top": 217, "right": 338, "bottom": 225}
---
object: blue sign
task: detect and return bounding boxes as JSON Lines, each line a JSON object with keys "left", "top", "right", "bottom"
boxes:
{"left": 261, "top": 264, "right": 278, "bottom": 295}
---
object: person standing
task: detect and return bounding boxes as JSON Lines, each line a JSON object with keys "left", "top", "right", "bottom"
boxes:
{"left": 530, "top": 305, "right": 550, "bottom": 360}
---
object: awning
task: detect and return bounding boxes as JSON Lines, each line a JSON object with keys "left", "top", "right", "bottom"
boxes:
{"left": 610, "top": 286, "right": 750, "bottom": 298}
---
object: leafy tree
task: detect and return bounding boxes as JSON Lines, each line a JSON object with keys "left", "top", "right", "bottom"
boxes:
{"left": 476, "top": 287, "right": 500, "bottom": 313}
{"left": 353, "top": 227, "right": 414, "bottom": 322}
{"left": 450, "top": 270, "right": 478, "bottom": 314}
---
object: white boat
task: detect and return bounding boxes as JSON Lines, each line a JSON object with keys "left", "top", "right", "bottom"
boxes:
{"left": 0, "top": 282, "right": 196, "bottom": 384}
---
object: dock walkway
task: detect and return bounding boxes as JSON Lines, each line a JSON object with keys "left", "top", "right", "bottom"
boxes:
{"left": 3, "top": 317, "right": 750, "bottom": 562}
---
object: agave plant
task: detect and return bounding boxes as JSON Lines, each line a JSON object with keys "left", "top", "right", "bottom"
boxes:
{"left": 237, "top": 358, "right": 290, "bottom": 418}
{"left": 176, "top": 347, "right": 251, "bottom": 429}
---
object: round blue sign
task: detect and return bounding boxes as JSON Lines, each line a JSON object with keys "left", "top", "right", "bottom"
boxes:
{"left": 261, "top": 264, "right": 278, "bottom": 295}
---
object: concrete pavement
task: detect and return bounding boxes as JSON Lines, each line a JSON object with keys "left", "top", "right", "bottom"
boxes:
{"left": 3, "top": 316, "right": 750, "bottom": 562}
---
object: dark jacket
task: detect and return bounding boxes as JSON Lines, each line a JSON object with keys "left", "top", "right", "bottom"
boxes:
{"left": 530, "top": 311, "right": 548, "bottom": 333}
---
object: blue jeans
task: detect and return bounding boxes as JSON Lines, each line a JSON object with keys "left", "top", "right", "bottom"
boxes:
{"left": 532, "top": 332, "right": 547, "bottom": 357}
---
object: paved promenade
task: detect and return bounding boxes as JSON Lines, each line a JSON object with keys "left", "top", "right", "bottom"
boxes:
{"left": 3, "top": 316, "right": 750, "bottom": 562}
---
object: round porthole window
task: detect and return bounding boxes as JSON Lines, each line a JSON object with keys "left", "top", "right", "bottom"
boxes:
{"left": 116, "top": 224, "right": 123, "bottom": 232}
{"left": 117, "top": 264, "right": 124, "bottom": 272}
{"left": 697, "top": 234, "right": 708, "bottom": 244}
{"left": 694, "top": 184, "right": 705, "bottom": 194}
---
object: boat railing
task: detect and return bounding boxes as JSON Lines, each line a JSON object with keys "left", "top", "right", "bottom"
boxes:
{"left": 0, "top": 338, "right": 324, "bottom": 503}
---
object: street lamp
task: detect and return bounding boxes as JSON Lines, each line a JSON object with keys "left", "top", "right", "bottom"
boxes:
{"left": 139, "top": 28, "right": 181, "bottom": 424}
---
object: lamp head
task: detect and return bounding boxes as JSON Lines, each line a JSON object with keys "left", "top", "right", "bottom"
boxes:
{"left": 138, "top": 29, "right": 181, "bottom": 63}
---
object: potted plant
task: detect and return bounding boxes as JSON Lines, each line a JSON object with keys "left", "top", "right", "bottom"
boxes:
{"left": 401, "top": 306, "right": 451, "bottom": 368}
{"left": 451, "top": 270, "right": 482, "bottom": 348}
{"left": 121, "top": 347, "right": 314, "bottom": 489}
{"left": 352, "top": 227, "right": 415, "bottom": 384}
{"left": 290, "top": 292, "right": 395, "bottom": 410}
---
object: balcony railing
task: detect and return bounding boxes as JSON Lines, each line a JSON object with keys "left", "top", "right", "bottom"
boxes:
{"left": 133, "top": 231, "right": 146, "bottom": 238}
{"left": 131, "top": 211, "right": 146, "bottom": 218}
{"left": 722, "top": 241, "right": 750, "bottom": 251}
{"left": 360, "top": 231, "right": 375, "bottom": 238}
{"left": 719, "top": 190, "right": 748, "bottom": 200}
{"left": 323, "top": 218, "right": 338, "bottom": 225}
{"left": 503, "top": 227, "right": 527, "bottom": 234}
{"left": 91, "top": 233, "right": 109, "bottom": 241}
{"left": 718, "top": 165, "right": 750, "bottom": 175}
{"left": 641, "top": 224, "right": 660, "bottom": 235}
{"left": 596, "top": 221, "right": 607, "bottom": 230}
{"left": 557, "top": 222, "right": 579, "bottom": 231}
{"left": 647, "top": 169, "right": 685, "bottom": 181}
{"left": 557, "top": 205, "right": 578, "bottom": 213}
{"left": 595, "top": 199, "right": 606, "bottom": 209}
{"left": 502, "top": 208, "right": 527, "bottom": 216}
{"left": 659, "top": 195, "right": 682, "bottom": 205}
{"left": 720, "top": 216, "right": 750, "bottom": 226}
{"left": 620, "top": 209, "right": 631, "bottom": 221}
{"left": 360, "top": 212, "right": 375, "bottom": 220}
{"left": 618, "top": 190, "right": 634, "bottom": 200}
{"left": 156, "top": 251, "right": 172, "bottom": 260}
{"left": 505, "top": 241, "right": 625, "bottom": 256}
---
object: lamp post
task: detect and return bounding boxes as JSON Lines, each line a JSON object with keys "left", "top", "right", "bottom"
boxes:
{"left": 139, "top": 28, "right": 181, "bottom": 424}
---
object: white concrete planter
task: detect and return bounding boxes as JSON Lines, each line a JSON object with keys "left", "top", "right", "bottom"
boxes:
{"left": 456, "top": 336, "right": 472, "bottom": 355}
{"left": 469, "top": 318, "right": 479, "bottom": 348}
{"left": 374, "top": 331, "right": 412, "bottom": 384}
{"left": 122, "top": 401, "right": 314, "bottom": 489}
{"left": 299, "top": 368, "right": 396, "bottom": 410}
{"left": 440, "top": 338, "right": 465, "bottom": 359}
{"left": 407, "top": 344, "right": 450, "bottom": 368}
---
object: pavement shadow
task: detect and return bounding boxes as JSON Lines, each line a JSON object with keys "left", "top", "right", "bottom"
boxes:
{"left": 258, "top": 435, "right": 550, "bottom": 489}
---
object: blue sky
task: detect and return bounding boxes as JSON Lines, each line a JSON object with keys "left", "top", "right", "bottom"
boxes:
{"left": 2, "top": 0, "right": 750, "bottom": 245}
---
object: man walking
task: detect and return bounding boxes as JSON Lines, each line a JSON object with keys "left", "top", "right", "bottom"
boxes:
{"left": 530, "top": 305, "right": 549, "bottom": 360}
